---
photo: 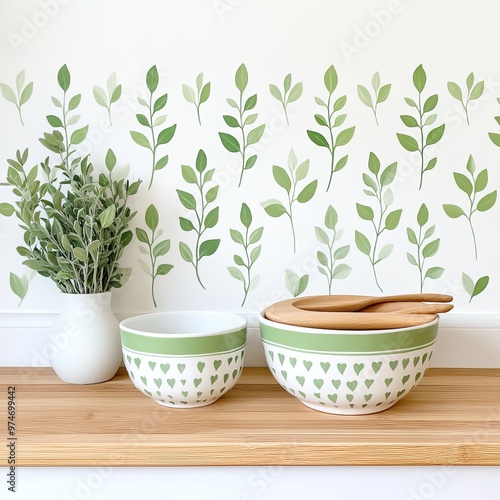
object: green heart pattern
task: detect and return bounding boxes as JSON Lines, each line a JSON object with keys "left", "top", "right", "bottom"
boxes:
{"left": 265, "top": 347, "right": 434, "bottom": 414}
{"left": 123, "top": 347, "right": 245, "bottom": 407}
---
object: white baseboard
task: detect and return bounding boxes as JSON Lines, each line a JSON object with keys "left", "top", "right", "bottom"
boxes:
{"left": 1, "top": 312, "right": 500, "bottom": 368}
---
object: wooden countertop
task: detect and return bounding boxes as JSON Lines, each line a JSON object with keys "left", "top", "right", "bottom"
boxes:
{"left": 1, "top": 367, "right": 500, "bottom": 466}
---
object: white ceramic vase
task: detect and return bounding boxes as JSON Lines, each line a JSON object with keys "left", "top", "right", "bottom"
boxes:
{"left": 48, "top": 292, "right": 122, "bottom": 384}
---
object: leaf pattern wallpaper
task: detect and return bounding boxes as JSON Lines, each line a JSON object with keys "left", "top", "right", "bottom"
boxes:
{"left": 1, "top": 0, "right": 500, "bottom": 314}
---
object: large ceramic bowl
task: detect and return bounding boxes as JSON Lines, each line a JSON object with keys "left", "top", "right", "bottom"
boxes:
{"left": 120, "top": 311, "right": 246, "bottom": 408}
{"left": 259, "top": 312, "right": 439, "bottom": 415}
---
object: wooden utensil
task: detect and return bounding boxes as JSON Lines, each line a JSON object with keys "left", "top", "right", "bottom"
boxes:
{"left": 265, "top": 298, "right": 437, "bottom": 330}
{"left": 292, "top": 293, "right": 453, "bottom": 312}
{"left": 359, "top": 301, "right": 454, "bottom": 314}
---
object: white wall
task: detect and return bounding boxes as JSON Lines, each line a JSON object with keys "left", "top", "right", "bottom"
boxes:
{"left": 1, "top": 0, "right": 500, "bottom": 316}
{"left": 2, "top": 2, "right": 500, "bottom": 498}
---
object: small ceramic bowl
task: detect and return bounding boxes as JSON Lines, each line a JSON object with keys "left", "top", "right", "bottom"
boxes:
{"left": 259, "top": 311, "right": 439, "bottom": 415}
{"left": 120, "top": 311, "right": 246, "bottom": 408}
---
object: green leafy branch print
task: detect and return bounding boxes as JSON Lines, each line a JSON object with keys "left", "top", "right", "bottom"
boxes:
{"left": 307, "top": 65, "right": 355, "bottom": 192}
{"left": 406, "top": 204, "right": 444, "bottom": 293}
{"left": 315, "top": 205, "right": 352, "bottom": 294}
{"left": 442, "top": 155, "right": 497, "bottom": 260}
{"left": 182, "top": 72, "right": 211, "bottom": 126}
{"left": 0, "top": 70, "right": 33, "bottom": 126}
{"left": 397, "top": 64, "right": 445, "bottom": 190}
{"left": 261, "top": 149, "right": 317, "bottom": 253}
{"left": 269, "top": 73, "right": 303, "bottom": 125}
{"left": 488, "top": 98, "right": 500, "bottom": 147}
{"left": 355, "top": 152, "right": 402, "bottom": 293}
{"left": 357, "top": 71, "right": 391, "bottom": 126}
{"left": 93, "top": 72, "right": 122, "bottom": 126}
{"left": 462, "top": 273, "right": 489, "bottom": 303}
{"left": 10, "top": 271, "right": 32, "bottom": 306}
{"left": 228, "top": 203, "right": 263, "bottom": 306}
{"left": 447, "top": 73, "right": 484, "bottom": 126}
{"left": 178, "top": 149, "right": 220, "bottom": 290}
{"left": 40, "top": 64, "right": 89, "bottom": 166}
{"left": 285, "top": 269, "right": 309, "bottom": 298}
{"left": 219, "top": 64, "right": 266, "bottom": 188}
{"left": 136, "top": 204, "right": 173, "bottom": 308}
{"left": 130, "top": 65, "right": 177, "bottom": 190}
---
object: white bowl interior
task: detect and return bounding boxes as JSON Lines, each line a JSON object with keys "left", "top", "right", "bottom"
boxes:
{"left": 120, "top": 311, "right": 246, "bottom": 337}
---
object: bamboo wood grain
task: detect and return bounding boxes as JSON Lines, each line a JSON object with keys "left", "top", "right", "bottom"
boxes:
{"left": 359, "top": 301, "right": 454, "bottom": 314}
{"left": 293, "top": 293, "right": 453, "bottom": 312}
{"left": 265, "top": 298, "right": 437, "bottom": 329}
{"left": 1, "top": 367, "right": 500, "bottom": 466}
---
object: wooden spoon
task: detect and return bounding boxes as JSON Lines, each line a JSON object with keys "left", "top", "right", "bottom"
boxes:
{"left": 265, "top": 298, "right": 437, "bottom": 330}
{"left": 359, "top": 301, "right": 454, "bottom": 314}
{"left": 293, "top": 293, "right": 453, "bottom": 313}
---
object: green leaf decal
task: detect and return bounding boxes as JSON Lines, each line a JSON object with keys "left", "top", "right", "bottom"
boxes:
{"left": 297, "top": 180, "right": 317, "bottom": 203}
{"left": 356, "top": 203, "right": 374, "bottom": 221}
{"left": 443, "top": 155, "right": 496, "bottom": 259}
{"left": 228, "top": 204, "right": 263, "bottom": 306}
{"left": 324, "top": 65, "right": 338, "bottom": 94}
{"left": 397, "top": 133, "right": 419, "bottom": 152}
{"left": 179, "top": 242, "right": 193, "bottom": 263}
{"left": 315, "top": 205, "right": 351, "bottom": 293}
{"left": 132, "top": 66, "right": 177, "bottom": 188}
{"left": 357, "top": 85, "right": 372, "bottom": 107}
{"left": 417, "top": 203, "right": 429, "bottom": 227}
{"left": 146, "top": 65, "right": 159, "bottom": 93}
{"left": 177, "top": 189, "right": 197, "bottom": 211}
{"left": 235, "top": 63, "right": 248, "bottom": 93}
{"left": 335, "top": 126, "right": 355, "bottom": 147}
{"left": 262, "top": 201, "right": 286, "bottom": 218}
{"left": 136, "top": 204, "right": 173, "bottom": 307}
{"left": 356, "top": 152, "right": 401, "bottom": 291}
{"left": 447, "top": 82, "right": 462, "bottom": 100}
{"left": 177, "top": 150, "right": 220, "bottom": 288}
{"left": 422, "top": 239, "right": 440, "bottom": 258}
{"left": 57, "top": 64, "right": 71, "bottom": 92}
{"left": 426, "top": 124, "right": 445, "bottom": 146}
{"left": 398, "top": 65, "right": 444, "bottom": 189}
{"left": 247, "top": 124, "right": 265, "bottom": 145}
{"left": 157, "top": 124, "right": 177, "bottom": 146}
{"left": 355, "top": 231, "right": 371, "bottom": 256}
{"left": 273, "top": 165, "right": 292, "bottom": 192}
{"left": 199, "top": 239, "right": 220, "bottom": 258}
{"left": 477, "top": 191, "right": 497, "bottom": 212}
{"left": 310, "top": 66, "right": 354, "bottom": 190}
{"left": 285, "top": 269, "right": 309, "bottom": 297}
{"left": 263, "top": 150, "right": 317, "bottom": 252}
{"left": 219, "top": 132, "right": 241, "bottom": 153}
{"left": 448, "top": 73, "right": 485, "bottom": 125}
{"left": 407, "top": 204, "right": 444, "bottom": 292}
{"left": 70, "top": 125, "right": 88, "bottom": 145}
{"left": 307, "top": 130, "right": 330, "bottom": 149}
{"left": 145, "top": 204, "right": 159, "bottom": 232}
{"left": 413, "top": 64, "right": 427, "bottom": 92}
{"left": 463, "top": 273, "right": 489, "bottom": 302}
{"left": 443, "top": 204, "right": 465, "bottom": 218}
{"left": 385, "top": 209, "right": 402, "bottom": 230}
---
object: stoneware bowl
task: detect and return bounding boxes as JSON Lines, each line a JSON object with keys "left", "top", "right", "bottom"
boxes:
{"left": 259, "top": 312, "right": 439, "bottom": 415}
{"left": 120, "top": 311, "right": 246, "bottom": 408}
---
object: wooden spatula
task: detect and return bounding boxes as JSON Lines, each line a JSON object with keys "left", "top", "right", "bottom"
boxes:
{"left": 265, "top": 298, "right": 438, "bottom": 330}
{"left": 359, "top": 301, "right": 454, "bottom": 314}
{"left": 293, "top": 293, "right": 453, "bottom": 312}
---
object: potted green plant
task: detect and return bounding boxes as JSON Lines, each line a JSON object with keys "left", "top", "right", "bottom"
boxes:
{"left": 4, "top": 65, "right": 141, "bottom": 384}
